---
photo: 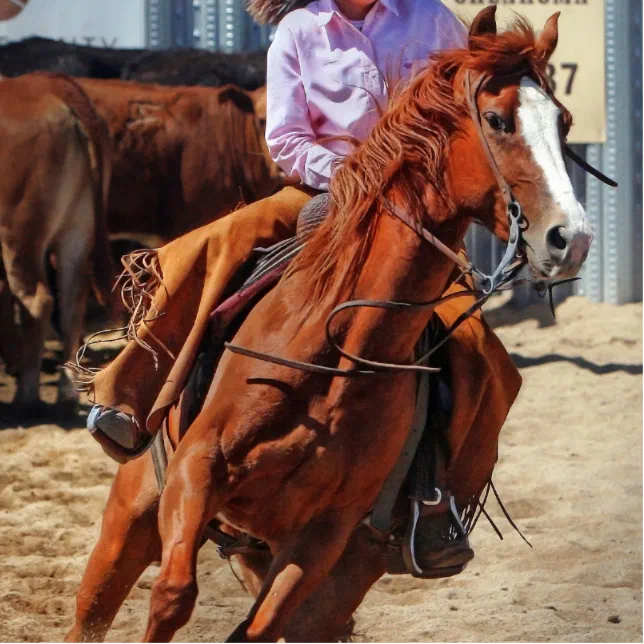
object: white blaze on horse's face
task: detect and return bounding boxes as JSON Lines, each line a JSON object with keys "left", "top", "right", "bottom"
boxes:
{"left": 516, "top": 76, "right": 593, "bottom": 279}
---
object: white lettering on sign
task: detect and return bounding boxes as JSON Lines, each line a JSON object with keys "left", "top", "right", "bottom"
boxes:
{"left": 0, "top": 0, "right": 147, "bottom": 48}
{"left": 0, "top": 35, "right": 120, "bottom": 46}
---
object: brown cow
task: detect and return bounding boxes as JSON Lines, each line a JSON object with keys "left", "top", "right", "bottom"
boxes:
{"left": 0, "top": 75, "right": 281, "bottom": 414}
{"left": 0, "top": 73, "right": 112, "bottom": 413}
{"left": 75, "top": 78, "right": 285, "bottom": 241}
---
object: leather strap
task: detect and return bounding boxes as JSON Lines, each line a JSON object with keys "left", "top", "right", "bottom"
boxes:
{"left": 564, "top": 145, "right": 618, "bottom": 187}
{"left": 369, "top": 329, "right": 432, "bottom": 534}
{"left": 151, "top": 430, "right": 168, "bottom": 491}
{"left": 464, "top": 71, "right": 515, "bottom": 209}
{"left": 380, "top": 197, "right": 473, "bottom": 275}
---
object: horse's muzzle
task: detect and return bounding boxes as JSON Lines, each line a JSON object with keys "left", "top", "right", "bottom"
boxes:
{"left": 544, "top": 224, "right": 593, "bottom": 278}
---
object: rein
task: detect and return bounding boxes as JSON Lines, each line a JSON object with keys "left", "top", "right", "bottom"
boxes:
{"left": 224, "top": 69, "right": 617, "bottom": 377}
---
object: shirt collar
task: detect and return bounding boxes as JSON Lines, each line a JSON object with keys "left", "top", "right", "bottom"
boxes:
{"left": 315, "top": 0, "right": 400, "bottom": 27}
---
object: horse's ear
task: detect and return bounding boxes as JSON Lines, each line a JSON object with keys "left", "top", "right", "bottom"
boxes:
{"left": 468, "top": 6, "right": 497, "bottom": 48}
{"left": 535, "top": 12, "right": 560, "bottom": 63}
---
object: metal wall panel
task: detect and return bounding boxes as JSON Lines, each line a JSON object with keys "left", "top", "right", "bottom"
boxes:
{"left": 192, "top": 0, "right": 219, "bottom": 51}
{"left": 578, "top": 0, "right": 642, "bottom": 304}
{"left": 146, "top": 0, "right": 173, "bottom": 48}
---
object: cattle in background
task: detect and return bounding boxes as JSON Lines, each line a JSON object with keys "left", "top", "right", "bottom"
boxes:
{"left": 0, "top": 73, "right": 113, "bottom": 413}
{"left": 75, "top": 77, "right": 284, "bottom": 241}
{"left": 0, "top": 259, "right": 20, "bottom": 379}
{"left": 0, "top": 73, "right": 281, "bottom": 414}
{"left": 120, "top": 49, "right": 267, "bottom": 89}
{"left": 0, "top": 37, "right": 267, "bottom": 89}
{"left": 0, "top": 36, "right": 140, "bottom": 79}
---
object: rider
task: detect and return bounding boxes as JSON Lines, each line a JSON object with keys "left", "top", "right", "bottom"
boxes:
{"left": 85, "top": 0, "right": 521, "bottom": 573}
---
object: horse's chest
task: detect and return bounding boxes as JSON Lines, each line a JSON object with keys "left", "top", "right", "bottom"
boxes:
{"left": 218, "top": 377, "right": 415, "bottom": 539}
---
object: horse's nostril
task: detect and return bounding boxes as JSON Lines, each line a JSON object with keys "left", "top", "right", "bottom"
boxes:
{"left": 547, "top": 226, "right": 568, "bottom": 252}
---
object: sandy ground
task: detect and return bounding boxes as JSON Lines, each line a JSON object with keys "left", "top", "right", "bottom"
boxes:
{"left": 0, "top": 295, "right": 641, "bottom": 642}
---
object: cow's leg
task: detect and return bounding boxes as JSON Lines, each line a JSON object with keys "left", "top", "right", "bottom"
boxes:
{"left": 227, "top": 510, "right": 360, "bottom": 643}
{"left": 1, "top": 236, "right": 53, "bottom": 409}
{"left": 0, "top": 262, "right": 20, "bottom": 377}
{"left": 65, "top": 455, "right": 161, "bottom": 642}
{"left": 55, "top": 184, "right": 94, "bottom": 412}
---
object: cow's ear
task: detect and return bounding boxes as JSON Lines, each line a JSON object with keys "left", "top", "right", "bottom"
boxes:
{"left": 218, "top": 85, "right": 255, "bottom": 113}
{"left": 468, "top": 6, "right": 497, "bottom": 49}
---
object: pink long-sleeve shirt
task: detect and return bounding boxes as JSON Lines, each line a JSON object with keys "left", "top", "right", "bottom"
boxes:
{"left": 265, "top": 0, "right": 467, "bottom": 190}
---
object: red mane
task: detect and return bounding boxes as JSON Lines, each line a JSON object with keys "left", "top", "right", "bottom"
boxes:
{"left": 288, "top": 18, "right": 553, "bottom": 306}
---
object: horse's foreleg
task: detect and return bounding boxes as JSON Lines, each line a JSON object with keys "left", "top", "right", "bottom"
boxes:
{"left": 232, "top": 551, "right": 272, "bottom": 599}
{"left": 233, "top": 525, "right": 385, "bottom": 642}
{"left": 65, "top": 458, "right": 161, "bottom": 642}
{"left": 228, "top": 510, "right": 360, "bottom": 643}
{"left": 143, "top": 446, "right": 216, "bottom": 642}
{"left": 283, "top": 525, "right": 385, "bottom": 642}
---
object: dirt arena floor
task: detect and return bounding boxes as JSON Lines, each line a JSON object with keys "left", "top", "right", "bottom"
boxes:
{"left": 0, "top": 295, "right": 641, "bottom": 642}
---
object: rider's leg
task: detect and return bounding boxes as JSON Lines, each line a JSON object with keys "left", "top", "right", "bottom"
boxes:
{"left": 404, "top": 265, "right": 521, "bottom": 575}
{"left": 86, "top": 185, "right": 315, "bottom": 462}
{"left": 434, "top": 272, "right": 522, "bottom": 511}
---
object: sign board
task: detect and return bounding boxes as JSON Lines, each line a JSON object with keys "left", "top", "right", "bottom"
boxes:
{"left": 0, "top": 0, "right": 147, "bottom": 49}
{"left": 442, "top": 0, "right": 606, "bottom": 143}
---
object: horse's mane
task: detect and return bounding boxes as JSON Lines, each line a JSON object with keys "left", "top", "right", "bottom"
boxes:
{"left": 289, "top": 18, "right": 551, "bottom": 306}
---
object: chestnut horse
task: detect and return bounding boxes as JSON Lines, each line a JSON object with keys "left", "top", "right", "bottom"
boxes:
{"left": 66, "top": 9, "right": 593, "bottom": 642}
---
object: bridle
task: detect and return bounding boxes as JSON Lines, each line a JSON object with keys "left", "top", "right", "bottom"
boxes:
{"left": 383, "top": 70, "right": 525, "bottom": 297}
{"left": 224, "top": 69, "right": 616, "bottom": 377}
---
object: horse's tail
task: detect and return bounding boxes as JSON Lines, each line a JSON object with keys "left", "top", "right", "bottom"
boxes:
{"left": 36, "top": 72, "right": 115, "bottom": 311}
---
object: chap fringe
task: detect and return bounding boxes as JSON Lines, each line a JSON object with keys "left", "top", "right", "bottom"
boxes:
{"left": 68, "top": 249, "right": 175, "bottom": 392}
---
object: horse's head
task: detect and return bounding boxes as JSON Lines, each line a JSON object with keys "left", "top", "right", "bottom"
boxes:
{"left": 450, "top": 7, "right": 592, "bottom": 281}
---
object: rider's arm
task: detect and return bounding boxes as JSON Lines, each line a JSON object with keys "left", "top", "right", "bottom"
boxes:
{"left": 265, "top": 23, "right": 340, "bottom": 191}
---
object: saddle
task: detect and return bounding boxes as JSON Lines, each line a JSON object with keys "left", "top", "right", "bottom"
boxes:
{"left": 155, "top": 192, "right": 473, "bottom": 579}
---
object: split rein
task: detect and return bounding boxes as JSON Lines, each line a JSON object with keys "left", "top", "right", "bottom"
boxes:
{"left": 224, "top": 71, "right": 617, "bottom": 378}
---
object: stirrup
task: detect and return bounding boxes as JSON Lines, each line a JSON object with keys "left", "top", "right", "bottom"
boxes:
{"left": 402, "top": 492, "right": 472, "bottom": 579}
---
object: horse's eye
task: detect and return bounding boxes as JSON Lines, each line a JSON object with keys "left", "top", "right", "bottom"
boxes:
{"left": 484, "top": 112, "right": 505, "bottom": 132}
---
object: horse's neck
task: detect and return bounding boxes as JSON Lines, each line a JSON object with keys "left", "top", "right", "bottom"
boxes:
{"left": 340, "top": 205, "right": 470, "bottom": 363}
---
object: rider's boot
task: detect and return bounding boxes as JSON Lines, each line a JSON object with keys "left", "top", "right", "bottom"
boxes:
{"left": 402, "top": 490, "right": 474, "bottom": 577}
{"left": 86, "top": 405, "right": 152, "bottom": 464}
{"left": 398, "top": 370, "right": 474, "bottom": 578}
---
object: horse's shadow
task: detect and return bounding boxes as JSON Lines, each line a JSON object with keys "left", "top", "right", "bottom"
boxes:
{"left": 509, "top": 352, "right": 642, "bottom": 375}
{"left": 484, "top": 296, "right": 558, "bottom": 330}
{"left": 0, "top": 401, "right": 91, "bottom": 430}
{"left": 0, "top": 348, "right": 111, "bottom": 430}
